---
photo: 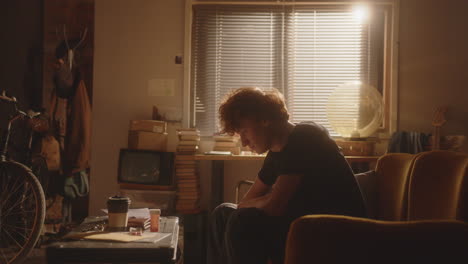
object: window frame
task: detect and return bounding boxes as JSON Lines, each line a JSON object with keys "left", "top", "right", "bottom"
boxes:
{"left": 183, "top": 0, "right": 400, "bottom": 139}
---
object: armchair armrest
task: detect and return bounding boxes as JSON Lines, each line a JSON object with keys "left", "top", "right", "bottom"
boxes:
{"left": 285, "top": 215, "right": 468, "bottom": 264}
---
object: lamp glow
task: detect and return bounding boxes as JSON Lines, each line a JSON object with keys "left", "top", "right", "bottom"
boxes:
{"left": 353, "top": 5, "right": 369, "bottom": 23}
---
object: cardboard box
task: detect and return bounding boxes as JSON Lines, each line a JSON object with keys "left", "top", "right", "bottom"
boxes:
{"left": 129, "top": 120, "right": 167, "bottom": 133}
{"left": 128, "top": 131, "right": 168, "bottom": 151}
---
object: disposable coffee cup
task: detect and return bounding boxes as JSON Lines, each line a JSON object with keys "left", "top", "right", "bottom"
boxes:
{"left": 107, "top": 196, "right": 131, "bottom": 231}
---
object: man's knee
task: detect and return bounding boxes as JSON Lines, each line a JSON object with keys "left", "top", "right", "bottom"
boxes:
{"left": 210, "top": 203, "right": 237, "bottom": 227}
{"left": 212, "top": 203, "right": 236, "bottom": 218}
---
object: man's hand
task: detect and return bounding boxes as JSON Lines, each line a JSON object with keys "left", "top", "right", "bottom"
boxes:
{"left": 237, "top": 174, "right": 303, "bottom": 216}
{"left": 238, "top": 193, "right": 272, "bottom": 209}
{"left": 240, "top": 177, "right": 271, "bottom": 202}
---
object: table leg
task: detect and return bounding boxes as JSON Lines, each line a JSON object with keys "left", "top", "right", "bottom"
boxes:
{"left": 210, "top": 160, "right": 224, "bottom": 211}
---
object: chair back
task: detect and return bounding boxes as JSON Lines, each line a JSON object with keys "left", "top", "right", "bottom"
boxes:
{"left": 407, "top": 150, "right": 468, "bottom": 220}
{"left": 373, "top": 153, "right": 417, "bottom": 220}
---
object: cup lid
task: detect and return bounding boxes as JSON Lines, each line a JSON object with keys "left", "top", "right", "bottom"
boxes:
{"left": 149, "top": 209, "right": 161, "bottom": 214}
{"left": 108, "top": 195, "right": 131, "bottom": 202}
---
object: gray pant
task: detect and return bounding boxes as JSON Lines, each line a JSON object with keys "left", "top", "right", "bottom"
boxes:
{"left": 207, "top": 203, "right": 289, "bottom": 264}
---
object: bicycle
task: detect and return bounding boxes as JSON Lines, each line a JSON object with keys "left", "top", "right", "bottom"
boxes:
{"left": 0, "top": 93, "right": 46, "bottom": 264}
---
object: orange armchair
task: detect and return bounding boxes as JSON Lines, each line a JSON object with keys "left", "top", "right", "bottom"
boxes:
{"left": 285, "top": 150, "right": 468, "bottom": 264}
{"left": 284, "top": 215, "right": 468, "bottom": 264}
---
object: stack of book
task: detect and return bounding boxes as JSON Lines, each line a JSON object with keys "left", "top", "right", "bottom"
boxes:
{"left": 213, "top": 134, "right": 240, "bottom": 155}
{"left": 176, "top": 128, "right": 201, "bottom": 155}
{"left": 174, "top": 156, "right": 201, "bottom": 213}
{"left": 127, "top": 217, "right": 151, "bottom": 230}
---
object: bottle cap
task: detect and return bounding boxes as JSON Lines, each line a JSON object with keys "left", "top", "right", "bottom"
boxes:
{"left": 149, "top": 209, "right": 161, "bottom": 214}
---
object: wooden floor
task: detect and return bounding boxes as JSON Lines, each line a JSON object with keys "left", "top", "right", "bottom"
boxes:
{"left": 25, "top": 247, "right": 47, "bottom": 264}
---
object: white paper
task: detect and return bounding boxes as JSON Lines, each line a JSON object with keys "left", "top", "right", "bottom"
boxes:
{"left": 83, "top": 231, "right": 171, "bottom": 243}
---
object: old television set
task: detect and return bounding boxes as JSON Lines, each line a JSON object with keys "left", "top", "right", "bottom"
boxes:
{"left": 118, "top": 148, "right": 175, "bottom": 189}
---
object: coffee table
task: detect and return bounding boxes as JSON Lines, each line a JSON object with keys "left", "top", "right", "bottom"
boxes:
{"left": 46, "top": 216, "right": 179, "bottom": 264}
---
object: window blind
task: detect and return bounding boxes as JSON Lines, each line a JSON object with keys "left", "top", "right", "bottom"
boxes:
{"left": 191, "top": 4, "right": 381, "bottom": 136}
{"left": 285, "top": 6, "right": 371, "bottom": 133}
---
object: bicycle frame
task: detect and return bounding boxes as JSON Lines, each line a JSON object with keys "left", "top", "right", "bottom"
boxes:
{"left": 1, "top": 94, "right": 40, "bottom": 164}
{"left": 0, "top": 92, "right": 46, "bottom": 264}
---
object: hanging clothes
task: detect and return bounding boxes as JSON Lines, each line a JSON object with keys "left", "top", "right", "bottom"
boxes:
{"left": 49, "top": 75, "right": 91, "bottom": 223}
{"left": 50, "top": 73, "right": 91, "bottom": 174}
{"left": 387, "top": 131, "right": 430, "bottom": 154}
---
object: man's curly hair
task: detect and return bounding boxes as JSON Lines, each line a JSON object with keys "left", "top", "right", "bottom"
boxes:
{"left": 218, "top": 87, "right": 290, "bottom": 134}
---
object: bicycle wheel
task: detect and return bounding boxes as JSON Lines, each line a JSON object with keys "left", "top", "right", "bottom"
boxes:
{"left": 0, "top": 160, "right": 46, "bottom": 264}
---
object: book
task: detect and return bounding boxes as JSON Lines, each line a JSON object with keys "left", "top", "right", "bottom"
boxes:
{"left": 204, "top": 150, "right": 232, "bottom": 155}
{"left": 174, "top": 164, "right": 196, "bottom": 169}
{"left": 177, "top": 179, "right": 197, "bottom": 183}
{"left": 179, "top": 134, "right": 201, "bottom": 141}
{"left": 177, "top": 128, "right": 199, "bottom": 132}
{"left": 177, "top": 129, "right": 200, "bottom": 136}
{"left": 175, "top": 155, "right": 197, "bottom": 161}
{"left": 177, "top": 177, "right": 198, "bottom": 181}
{"left": 213, "top": 134, "right": 239, "bottom": 142}
{"left": 177, "top": 145, "right": 198, "bottom": 151}
{"left": 177, "top": 151, "right": 198, "bottom": 155}
{"left": 177, "top": 190, "right": 200, "bottom": 197}
{"left": 176, "top": 198, "right": 199, "bottom": 202}
{"left": 214, "top": 141, "right": 238, "bottom": 147}
{"left": 127, "top": 217, "right": 151, "bottom": 230}
{"left": 176, "top": 207, "right": 202, "bottom": 214}
{"left": 178, "top": 186, "right": 199, "bottom": 190}
{"left": 178, "top": 140, "right": 200, "bottom": 146}
{"left": 176, "top": 168, "right": 196, "bottom": 174}
{"left": 178, "top": 193, "right": 199, "bottom": 199}
{"left": 178, "top": 184, "right": 199, "bottom": 190}
{"left": 213, "top": 146, "right": 241, "bottom": 155}
{"left": 175, "top": 159, "right": 196, "bottom": 165}
{"left": 176, "top": 204, "right": 200, "bottom": 211}
{"left": 176, "top": 196, "right": 199, "bottom": 202}
{"left": 176, "top": 172, "right": 198, "bottom": 177}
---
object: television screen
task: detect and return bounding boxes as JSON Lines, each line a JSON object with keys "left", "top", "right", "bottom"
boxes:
{"left": 118, "top": 149, "right": 175, "bottom": 186}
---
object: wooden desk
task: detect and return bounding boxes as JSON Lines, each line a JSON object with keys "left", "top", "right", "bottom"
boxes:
{"left": 177, "top": 154, "right": 379, "bottom": 210}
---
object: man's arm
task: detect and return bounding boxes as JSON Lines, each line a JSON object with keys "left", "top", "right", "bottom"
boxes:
{"left": 238, "top": 174, "right": 303, "bottom": 216}
{"left": 240, "top": 176, "right": 271, "bottom": 203}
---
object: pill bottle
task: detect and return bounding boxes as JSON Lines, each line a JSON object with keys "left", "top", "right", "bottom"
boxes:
{"left": 149, "top": 209, "right": 161, "bottom": 232}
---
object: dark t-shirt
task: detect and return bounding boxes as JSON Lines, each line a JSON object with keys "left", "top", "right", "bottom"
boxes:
{"left": 258, "top": 121, "right": 367, "bottom": 222}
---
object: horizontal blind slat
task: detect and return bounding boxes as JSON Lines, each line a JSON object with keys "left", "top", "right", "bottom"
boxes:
{"left": 192, "top": 5, "right": 378, "bottom": 136}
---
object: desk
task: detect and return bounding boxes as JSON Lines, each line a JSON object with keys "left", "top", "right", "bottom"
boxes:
{"left": 46, "top": 217, "right": 179, "bottom": 264}
{"left": 176, "top": 154, "right": 379, "bottom": 211}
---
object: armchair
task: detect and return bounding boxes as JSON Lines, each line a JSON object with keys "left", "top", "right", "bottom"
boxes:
{"left": 285, "top": 150, "right": 468, "bottom": 264}
{"left": 284, "top": 215, "right": 468, "bottom": 264}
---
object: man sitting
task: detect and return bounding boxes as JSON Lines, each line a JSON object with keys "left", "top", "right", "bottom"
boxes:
{"left": 208, "top": 87, "right": 367, "bottom": 264}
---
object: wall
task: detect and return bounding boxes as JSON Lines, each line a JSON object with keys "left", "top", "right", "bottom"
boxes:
{"left": 92, "top": 0, "right": 468, "bottom": 214}
{"left": 398, "top": 0, "right": 468, "bottom": 152}
{"left": 91, "top": 0, "right": 185, "bottom": 215}
{"left": 0, "top": 0, "right": 43, "bottom": 111}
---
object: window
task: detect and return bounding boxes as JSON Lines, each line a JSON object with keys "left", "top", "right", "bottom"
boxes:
{"left": 189, "top": 2, "right": 397, "bottom": 137}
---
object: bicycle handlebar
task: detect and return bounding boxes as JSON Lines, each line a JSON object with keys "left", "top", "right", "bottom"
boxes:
{"left": 1, "top": 91, "right": 43, "bottom": 159}
{"left": 0, "top": 91, "right": 17, "bottom": 103}
{"left": 1, "top": 91, "right": 41, "bottom": 119}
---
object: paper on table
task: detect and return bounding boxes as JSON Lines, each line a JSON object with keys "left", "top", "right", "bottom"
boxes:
{"left": 101, "top": 208, "right": 151, "bottom": 219}
{"left": 83, "top": 232, "right": 171, "bottom": 243}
